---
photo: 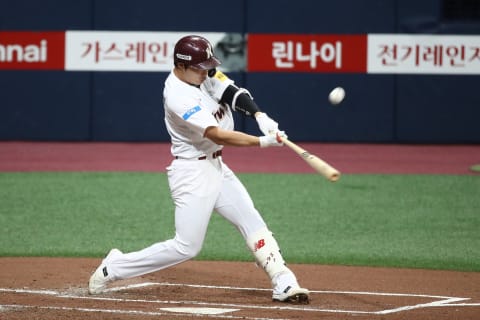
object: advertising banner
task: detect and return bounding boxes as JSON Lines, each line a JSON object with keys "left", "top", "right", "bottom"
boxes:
{"left": 0, "top": 31, "right": 64, "bottom": 70}
{"left": 247, "top": 34, "right": 367, "bottom": 73}
{"left": 368, "top": 34, "right": 480, "bottom": 74}
{"left": 65, "top": 31, "right": 245, "bottom": 72}
{"left": 2, "top": 31, "right": 479, "bottom": 74}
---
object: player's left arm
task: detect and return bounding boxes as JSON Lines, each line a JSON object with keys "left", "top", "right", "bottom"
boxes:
{"left": 205, "top": 69, "right": 281, "bottom": 135}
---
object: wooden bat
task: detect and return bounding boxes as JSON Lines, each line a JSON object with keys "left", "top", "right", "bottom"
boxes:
{"left": 280, "top": 137, "right": 341, "bottom": 182}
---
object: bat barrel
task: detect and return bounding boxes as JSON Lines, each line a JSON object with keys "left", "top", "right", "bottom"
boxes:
{"left": 281, "top": 137, "right": 341, "bottom": 182}
{"left": 329, "top": 171, "right": 341, "bottom": 182}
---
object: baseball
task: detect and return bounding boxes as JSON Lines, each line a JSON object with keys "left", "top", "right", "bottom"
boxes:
{"left": 328, "top": 87, "right": 345, "bottom": 105}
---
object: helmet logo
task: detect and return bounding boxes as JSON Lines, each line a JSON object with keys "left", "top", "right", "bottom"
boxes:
{"left": 206, "top": 44, "right": 213, "bottom": 59}
{"left": 176, "top": 53, "right": 192, "bottom": 61}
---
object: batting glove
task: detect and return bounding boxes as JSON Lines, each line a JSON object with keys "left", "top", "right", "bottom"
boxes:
{"left": 256, "top": 113, "right": 279, "bottom": 135}
{"left": 259, "top": 131, "right": 287, "bottom": 148}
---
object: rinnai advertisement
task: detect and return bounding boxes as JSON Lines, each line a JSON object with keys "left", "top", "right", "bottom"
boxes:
{"left": 0, "top": 31, "right": 64, "bottom": 70}
{"left": 1, "top": 31, "right": 479, "bottom": 74}
{"left": 247, "top": 34, "right": 367, "bottom": 73}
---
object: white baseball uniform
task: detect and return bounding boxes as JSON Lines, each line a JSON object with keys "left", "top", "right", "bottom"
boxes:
{"left": 102, "top": 70, "right": 301, "bottom": 294}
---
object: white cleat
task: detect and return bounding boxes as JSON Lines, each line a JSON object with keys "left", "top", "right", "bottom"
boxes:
{"left": 272, "top": 286, "right": 310, "bottom": 304}
{"left": 88, "top": 248, "right": 121, "bottom": 295}
{"left": 272, "top": 271, "right": 310, "bottom": 304}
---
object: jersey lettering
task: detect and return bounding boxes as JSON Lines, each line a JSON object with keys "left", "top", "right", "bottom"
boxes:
{"left": 213, "top": 105, "right": 227, "bottom": 122}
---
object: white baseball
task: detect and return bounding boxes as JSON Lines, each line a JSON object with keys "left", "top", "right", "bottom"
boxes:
{"left": 328, "top": 87, "right": 345, "bottom": 105}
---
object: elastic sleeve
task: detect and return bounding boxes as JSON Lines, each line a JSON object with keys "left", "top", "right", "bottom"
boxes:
{"left": 220, "top": 85, "right": 261, "bottom": 117}
{"left": 203, "top": 69, "right": 261, "bottom": 117}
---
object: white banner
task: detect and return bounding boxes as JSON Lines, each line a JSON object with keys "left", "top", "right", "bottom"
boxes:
{"left": 368, "top": 34, "right": 480, "bottom": 74}
{"left": 65, "top": 31, "right": 244, "bottom": 72}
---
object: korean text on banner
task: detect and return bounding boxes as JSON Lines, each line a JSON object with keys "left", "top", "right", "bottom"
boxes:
{"left": 367, "top": 34, "right": 480, "bottom": 75}
{"left": 65, "top": 31, "right": 229, "bottom": 72}
{"left": 247, "top": 34, "right": 367, "bottom": 73}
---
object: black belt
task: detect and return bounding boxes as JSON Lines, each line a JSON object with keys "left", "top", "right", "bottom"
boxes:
{"left": 175, "top": 150, "right": 222, "bottom": 160}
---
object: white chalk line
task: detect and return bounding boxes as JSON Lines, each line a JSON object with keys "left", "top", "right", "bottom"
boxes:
{"left": 121, "top": 281, "right": 461, "bottom": 299}
{"left": 0, "top": 288, "right": 365, "bottom": 314}
{"left": 105, "top": 281, "right": 477, "bottom": 314}
{"left": 0, "top": 304, "right": 285, "bottom": 320}
{"left": 438, "top": 303, "right": 480, "bottom": 306}
{"left": 103, "top": 281, "right": 159, "bottom": 292}
{"left": 1, "top": 282, "right": 477, "bottom": 317}
{"left": 376, "top": 297, "right": 471, "bottom": 314}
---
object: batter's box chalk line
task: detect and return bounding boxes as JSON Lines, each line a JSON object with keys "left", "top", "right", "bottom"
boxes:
{"left": 1, "top": 283, "right": 479, "bottom": 317}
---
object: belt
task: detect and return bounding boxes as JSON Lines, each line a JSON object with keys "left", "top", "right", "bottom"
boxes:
{"left": 175, "top": 150, "right": 222, "bottom": 160}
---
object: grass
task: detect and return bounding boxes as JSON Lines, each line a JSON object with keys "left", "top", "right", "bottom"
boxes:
{"left": 0, "top": 172, "right": 479, "bottom": 271}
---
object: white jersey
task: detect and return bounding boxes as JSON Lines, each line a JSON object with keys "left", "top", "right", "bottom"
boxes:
{"left": 163, "top": 70, "right": 234, "bottom": 159}
{"left": 91, "top": 39, "right": 306, "bottom": 301}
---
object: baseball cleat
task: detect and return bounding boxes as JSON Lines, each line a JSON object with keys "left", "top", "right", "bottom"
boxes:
{"left": 88, "top": 248, "right": 121, "bottom": 295}
{"left": 272, "top": 286, "right": 310, "bottom": 304}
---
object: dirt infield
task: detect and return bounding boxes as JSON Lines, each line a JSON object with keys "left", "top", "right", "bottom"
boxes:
{"left": 1, "top": 258, "right": 480, "bottom": 320}
{"left": 1, "top": 142, "right": 480, "bottom": 319}
{"left": 1, "top": 141, "right": 480, "bottom": 174}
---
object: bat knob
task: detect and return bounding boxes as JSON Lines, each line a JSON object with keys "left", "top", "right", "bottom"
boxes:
{"left": 276, "top": 131, "right": 287, "bottom": 143}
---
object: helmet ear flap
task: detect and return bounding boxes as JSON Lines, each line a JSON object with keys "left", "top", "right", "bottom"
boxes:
{"left": 208, "top": 68, "right": 217, "bottom": 78}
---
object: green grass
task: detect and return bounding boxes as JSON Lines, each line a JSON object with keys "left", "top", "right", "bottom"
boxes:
{"left": 0, "top": 172, "right": 479, "bottom": 271}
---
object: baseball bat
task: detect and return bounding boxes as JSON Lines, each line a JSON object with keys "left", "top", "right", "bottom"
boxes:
{"left": 280, "top": 137, "right": 341, "bottom": 182}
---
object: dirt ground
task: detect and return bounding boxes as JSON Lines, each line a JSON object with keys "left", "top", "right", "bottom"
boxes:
{"left": 1, "top": 258, "right": 479, "bottom": 320}
{"left": 1, "top": 142, "right": 479, "bottom": 175}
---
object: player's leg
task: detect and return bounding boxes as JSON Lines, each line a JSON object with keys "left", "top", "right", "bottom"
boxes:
{"left": 89, "top": 160, "right": 221, "bottom": 294}
{"left": 106, "top": 195, "right": 214, "bottom": 278}
{"left": 214, "top": 164, "right": 309, "bottom": 303}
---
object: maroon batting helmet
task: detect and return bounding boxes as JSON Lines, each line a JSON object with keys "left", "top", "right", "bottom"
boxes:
{"left": 174, "top": 35, "right": 221, "bottom": 70}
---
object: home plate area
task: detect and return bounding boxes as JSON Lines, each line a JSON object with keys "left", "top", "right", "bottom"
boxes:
{"left": 1, "top": 259, "right": 479, "bottom": 320}
{"left": 1, "top": 281, "right": 478, "bottom": 320}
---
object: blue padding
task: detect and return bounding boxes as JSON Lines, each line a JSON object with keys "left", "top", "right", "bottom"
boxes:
{"left": 91, "top": 72, "right": 169, "bottom": 141}
{"left": 0, "top": 0, "right": 92, "bottom": 29}
{"left": 396, "top": 75, "right": 480, "bottom": 143}
{"left": 93, "top": 0, "right": 244, "bottom": 31}
{"left": 247, "top": 0, "right": 396, "bottom": 33}
{"left": 1, "top": 0, "right": 478, "bottom": 142}
{"left": 0, "top": 71, "right": 91, "bottom": 140}
{"left": 244, "top": 73, "right": 395, "bottom": 142}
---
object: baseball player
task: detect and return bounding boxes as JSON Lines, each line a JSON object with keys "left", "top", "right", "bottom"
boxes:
{"left": 89, "top": 35, "right": 309, "bottom": 304}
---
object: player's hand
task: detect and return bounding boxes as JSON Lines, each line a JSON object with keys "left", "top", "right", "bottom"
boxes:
{"left": 259, "top": 131, "right": 287, "bottom": 148}
{"left": 256, "top": 113, "right": 279, "bottom": 136}
{"left": 276, "top": 130, "right": 288, "bottom": 142}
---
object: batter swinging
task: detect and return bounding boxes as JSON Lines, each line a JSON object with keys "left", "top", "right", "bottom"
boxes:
{"left": 88, "top": 35, "right": 310, "bottom": 304}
